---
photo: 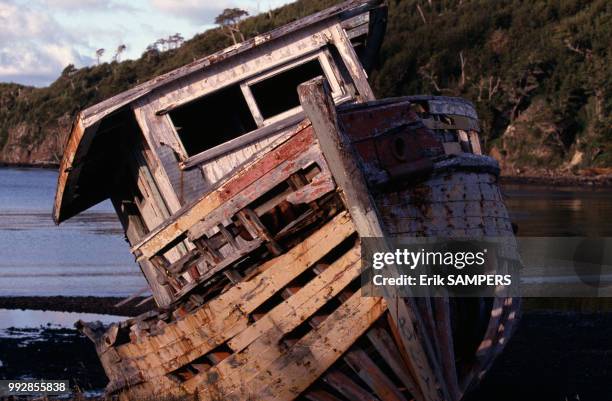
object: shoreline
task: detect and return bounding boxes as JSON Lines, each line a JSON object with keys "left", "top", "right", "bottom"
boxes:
{"left": 3, "top": 296, "right": 611, "bottom": 318}
{"left": 500, "top": 174, "right": 612, "bottom": 187}
{"left": 0, "top": 296, "right": 151, "bottom": 317}
{"left": 3, "top": 162, "right": 611, "bottom": 187}
{"left": 0, "top": 161, "right": 59, "bottom": 169}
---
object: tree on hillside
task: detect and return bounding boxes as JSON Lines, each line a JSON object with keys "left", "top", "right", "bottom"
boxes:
{"left": 148, "top": 33, "right": 185, "bottom": 53}
{"left": 113, "top": 44, "right": 127, "bottom": 62}
{"left": 154, "top": 38, "right": 167, "bottom": 51}
{"left": 215, "top": 8, "right": 249, "bottom": 45}
{"left": 168, "top": 33, "right": 185, "bottom": 49}
{"left": 95, "top": 48, "right": 105, "bottom": 65}
{"left": 143, "top": 44, "right": 159, "bottom": 61}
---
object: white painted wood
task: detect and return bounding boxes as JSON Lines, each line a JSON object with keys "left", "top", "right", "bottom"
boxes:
{"left": 328, "top": 24, "right": 376, "bottom": 101}
{"left": 132, "top": 99, "right": 183, "bottom": 214}
{"left": 298, "top": 77, "right": 448, "bottom": 401}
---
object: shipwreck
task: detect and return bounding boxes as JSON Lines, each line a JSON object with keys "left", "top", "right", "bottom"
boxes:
{"left": 53, "top": 1, "right": 520, "bottom": 400}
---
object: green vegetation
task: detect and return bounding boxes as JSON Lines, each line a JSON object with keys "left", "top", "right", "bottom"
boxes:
{"left": 372, "top": 0, "right": 611, "bottom": 173}
{"left": 0, "top": 0, "right": 610, "bottom": 173}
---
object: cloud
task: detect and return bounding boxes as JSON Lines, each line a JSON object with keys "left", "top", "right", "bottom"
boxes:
{"left": 150, "top": 0, "right": 297, "bottom": 25}
{"left": 150, "top": 0, "right": 234, "bottom": 25}
{"left": 0, "top": 0, "right": 90, "bottom": 86}
{"left": 43, "top": 0, "right": 137, "bottom": 12}
{"left": 45, "top": 0, "right": 108, "bottom": 7}
{"left": 0, "top": 2, "right": 51, "bottom": 39}
{"left": 0, "top": 44, "right": 89, "bottom": 86}
{"left": 0, "top": 0, "right": 294, "bottom": 86}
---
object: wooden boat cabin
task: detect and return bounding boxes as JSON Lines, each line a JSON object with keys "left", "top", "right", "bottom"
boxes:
{"left": 53, "top": 0, "right": 387, "bottom": 307}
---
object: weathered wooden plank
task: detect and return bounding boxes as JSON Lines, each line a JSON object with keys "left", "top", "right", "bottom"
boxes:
{"left": 458, "top": 296, "right": 508, "bottom": 394}
{"left": 323, "top": 371, "right": 380, "bottom": 401}
{"left": 113, "top": 211, "right": 355, "bottom": 383}
{"left": 209, "top": 211, "right": 354, "bottom": 315}
{"left": 328, "top": 24, "right": 375, "bottom": 102}
{"left": 366, "top": 326, "right": 423, "bottom": 399}
{"left": 227, "top": 243, "right": 361, "bottom": 352}
{"left": 305, "top": 266, "right": 415, "bottom": 401}
{"left": 169, "top": 237, "right": 263, "bottom": 300}
{"left": 469, "top": 131, "right": 482, "bottom": 155}
{"left": 235, "top": 208, "right": 283, "bottom": 255}
{"left": 132, "top": 126, "right": 315, "bottom": 259}
{"left": 191, "top": 119, "right": 296, "bottom": 170}
{"left": 195, "top": 152, "right": 325, "bottom": 242}
{"left": 212, "top": 248, "right": 397, "bottom": 401}
{"left": 189, "top": 151, "right": 335, "bottom": 245}
{"left": 458, "top": 255, "right": 517, "bottom": 393}
{"left": 288, "top": 263, "right": 407, "bottom": 401}
{"left": 182, "top": 244, "right": 361, "bottom": 394}
{"left": 344, "top": 348, "right": 408, "bottom": 401}
{"left": 53, "top": 116, "right": 87, "bottom": 223}
{"left": 304, "top": 389, "right": 345, "bottom": 401}
{"left": 480, "top": 296, "right": 520, "bottom": 376}
{"left": 298, "top": 77, "right": 447, "bottom": 401}
{"left": 434, "top": 297, "right": 461, "bottom": 401}
{"left": 109, "top": 144, "right": 177, "bottom": 306}
{"left": 199, "top": 291, "right": 387, "bottom": 400}
{"left": 132, "top": 101, "right": 183, "bottom": 214}
{"left": 462, "top": 297, "right": 521, "bottom": 394}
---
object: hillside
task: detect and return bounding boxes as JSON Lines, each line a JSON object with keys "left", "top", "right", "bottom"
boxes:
{"left": 1, "top": 0, "right": 610, "bottom": 177}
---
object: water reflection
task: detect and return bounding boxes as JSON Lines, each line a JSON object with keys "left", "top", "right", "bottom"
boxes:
{"left": 2, "top": 167, "right": 612, "bottom": 297}
{"left": 503, "top": 183, "right": 612, "bottom": 237}
{"left": 0, "top": 167, "right": 146, "bottom": 297}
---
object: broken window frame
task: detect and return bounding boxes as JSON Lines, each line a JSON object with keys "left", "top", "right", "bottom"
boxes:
{"left": 168, "top": 49, "right": 349, "bottom": 169}
{"left": 241, "top": 51, "right": 349, "bottom": 127}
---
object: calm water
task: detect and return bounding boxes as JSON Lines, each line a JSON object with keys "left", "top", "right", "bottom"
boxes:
{"left": 0, "top": 167, "right": 146, "bottom": 297}
{"left": 503, "top": 183, "right": 612, "bottom": 237}
{"left": 1, "top": 167, "right": 611, "bottom": 297}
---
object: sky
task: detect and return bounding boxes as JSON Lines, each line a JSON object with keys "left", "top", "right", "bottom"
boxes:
{"left": 0, "top": 0, "right": 293, "bottom": 87}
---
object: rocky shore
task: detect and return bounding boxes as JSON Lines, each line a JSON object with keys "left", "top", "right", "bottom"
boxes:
{"left": 1, "top": 297, "right": 611, "bottom": 400}
{"left": 0, "top": 297, "right": 150, "bottom": 396}
{"left": 500, "top": 173, "right": 612, "bottom": 187}
{"left": 0, "top": 296, "right": 151, "bottom": 317}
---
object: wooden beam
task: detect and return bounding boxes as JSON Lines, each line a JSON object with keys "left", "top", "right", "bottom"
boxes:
{"left": 329, "top": 24, "right": 375, "bottom": 101}
{"left": 226, "top": 244, "right": 361, "bottom": 353}
{"left": 344, "top": 348, "right": 408, "bottom": 401}
{"left": 298, "top": 77, "right": 448, "bottom": 401}
{"left": 132, "top": 126, "right": 316, "bottom": 260}
{"left": 202, "top": 292, "right": 387, "bottom": 400}
{"left": 323, "top": 370, "right": 380, "bottom": 401}
{"left": 434, "top": 297, "right": 461, "bottom": 401}
{"left": 112, "top": 211, "right": 356, "bottom": 384}
{"left": 183, "top": 244, "right": 362, "bottom": 394}
{"left": 367, "top": 326, "right": 423, "bottom": 399}
{"left": 305, "top": 389, "right": 345, "bottom": 401}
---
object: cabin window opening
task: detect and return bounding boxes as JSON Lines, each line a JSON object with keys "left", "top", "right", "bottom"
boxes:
{"left": 169, "top": 84, "right": 257, "bottom": 157}
{"left": 249, "top": 59, "right": 326, "bottom": 120}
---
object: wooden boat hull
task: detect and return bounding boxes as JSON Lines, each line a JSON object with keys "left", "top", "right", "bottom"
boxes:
{"left": 78, "top": 88, "right": 520, "bottom": 401}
